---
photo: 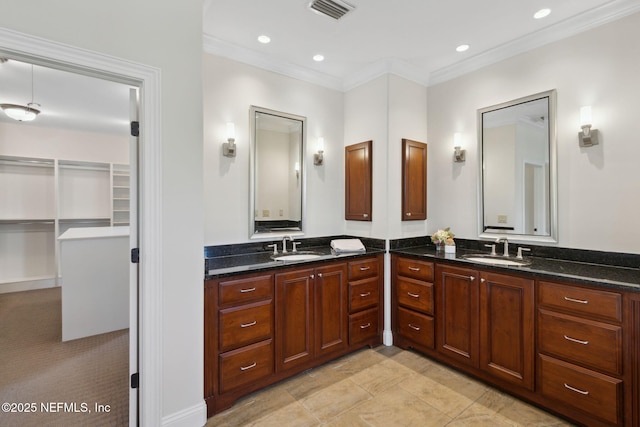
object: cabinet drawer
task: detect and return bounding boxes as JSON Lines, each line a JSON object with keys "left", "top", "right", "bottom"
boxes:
{"left": 349, "top": 308, "right": 379, "bottom": 344}
{"left": 219, "top": 274, "right": 273, "bottom": 306}
{"left": 538, "top": 281, "right": 621, "bottom": 322}
{"left": 397, "top": 307, "right": 434, "bottom": 349}
{"left": 538, "top": 309, "right": 622, "bottom": 375}
{"left": 349, "top": 277, "right": 379, "bottom": 312}
{"left": 219, "top": 339, "right": 274, "bottom": 394}
{"left": 539, "top": 354, "right": 622, "bottom": 426}
{"left": 348, "top": 258, "right": 379, "bottom": 281}
{"left": 397, "top": 258, "right": 433, "bottom": 282}
{"left": 219, "top": 300, "right": 273, "bottom": 352}
{"left": 397, "top": 277, "right": 433, "bottom": 315}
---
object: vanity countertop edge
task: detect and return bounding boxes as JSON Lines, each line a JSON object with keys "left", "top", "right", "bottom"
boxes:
{"left": 391, "top": 245, "right": 639, "bottom": 292}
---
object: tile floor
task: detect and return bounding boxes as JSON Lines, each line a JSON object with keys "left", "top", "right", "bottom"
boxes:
{"left": 206, "top": 346, "right": 575, "bottom": 426}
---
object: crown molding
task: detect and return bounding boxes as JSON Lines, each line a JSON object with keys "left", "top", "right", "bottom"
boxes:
{"left": 203, "top": 1, "right": 640, "bottom": 92}
{"left": 203, "top": 34, "right": 344, "bottom": 91}
{"left": 429, "top": 0, "right": 640, "bottom": 86}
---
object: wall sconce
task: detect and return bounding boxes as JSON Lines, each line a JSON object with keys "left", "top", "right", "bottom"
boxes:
{"left": 453, "top": 132, "right": 466, "bottom": 162}
{"left": 578, "top": 106, "right": 599, "bottom": 147}
{"left": 314, "top": 137, "right": 324, "bottom": 165}
{"left": 223, "top": 122, "right": 236, "bottom": 157}
{"left": 294, "top": 161, "right": 300, "bottom": 179}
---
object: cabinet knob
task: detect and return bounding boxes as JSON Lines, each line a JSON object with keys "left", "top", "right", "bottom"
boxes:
{"left": 310, "top": 274, "right": 315, "bottom": 279}
{"left": 317, "top": 273, "right": 323, "bottom": 278}
{"left": 363, "top": 213, "right": 369, "bottom": 218}
{"left": 480, "top": 278, "right": 485, "bottom": 283}
{"left": 469, "top": 276, "right": 475, "bottom": 281}
{"left": 406, "top": 212, "right": 411, "bottom": 216}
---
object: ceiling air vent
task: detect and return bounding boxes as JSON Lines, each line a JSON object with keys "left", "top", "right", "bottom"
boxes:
{"left": 309, "top": 0, "right": 354, "bottom": 20}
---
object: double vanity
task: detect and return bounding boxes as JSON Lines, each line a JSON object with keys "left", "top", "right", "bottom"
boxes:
{"left": 204, "top": 236, "right": 639, "bottom": 426}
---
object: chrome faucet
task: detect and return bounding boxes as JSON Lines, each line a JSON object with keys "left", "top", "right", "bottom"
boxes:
{"left": 496, "top": 237, "right": 509, "bottom": 257}
{"left": 282, "top": 235, "right": 292, "bottom": 253}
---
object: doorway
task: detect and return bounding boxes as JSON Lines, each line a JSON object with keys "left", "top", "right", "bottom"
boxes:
{"left": 0, "top": 26, "right": 163, "bottom": 426}
{"left": 0, "top": 58, "right": 138, "bottom": 425}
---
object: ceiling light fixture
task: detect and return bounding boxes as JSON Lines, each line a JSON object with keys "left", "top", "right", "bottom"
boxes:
{"left": 257, "top": 35, "right": 271, "bottom": 44}
{"left": 534, "top": 8, "right": 551, "bottom": 19}
{"left": 456, "top": 44, "right": 470, "bottom": 52}
{"left": 1, "top": 64, "right": 41, "bottom": 122}
{"left": 313, "top": 54, "right": 325, "bottom": 62}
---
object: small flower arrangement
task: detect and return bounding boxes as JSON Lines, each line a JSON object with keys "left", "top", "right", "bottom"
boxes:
{"left": 431, "top": 227, "right": 455, "bottom": 246}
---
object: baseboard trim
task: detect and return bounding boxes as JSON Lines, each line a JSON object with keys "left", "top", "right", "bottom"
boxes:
{"left": 0, "top": 278, "right": 57, "bottom": 294}
{"left": 161, "top": 401, "right": 207, "bottom": 427}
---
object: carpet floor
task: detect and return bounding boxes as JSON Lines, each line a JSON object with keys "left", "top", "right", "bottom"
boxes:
{"left": 0, "top": 287, "right": 129, "bottom": 426}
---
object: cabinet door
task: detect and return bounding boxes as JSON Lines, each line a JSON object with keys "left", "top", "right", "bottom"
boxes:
{"left": 315, "top": 263, "right": 348, "bottom": 357}
{"left": 401, "top": 139, "right": 427, "bottom": 221}
{"left": 630, "top": 296, "right": 640, "bottom": 427}
{"left": 436, "top": 264, "right": 479, "bottom": 367}
{"left": 345, "top": 140, "right": 372, "bottom": 221}
{"left": 479, "top": 272, "right": 534, "bottom": 390}
{"left": 276, "top": 268, "right": 314, "bottom": 372}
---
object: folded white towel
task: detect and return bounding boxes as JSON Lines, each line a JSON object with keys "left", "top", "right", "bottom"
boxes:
{"left": 331, "top": 238, "right": 366, "bottom": 254}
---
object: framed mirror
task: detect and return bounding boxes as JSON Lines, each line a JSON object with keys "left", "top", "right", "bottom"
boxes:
{"left": 477, "top": 90, "right": 557, "bottom": 243}
{"left": 249, "top": 106, "right": 306, "bottom": 239}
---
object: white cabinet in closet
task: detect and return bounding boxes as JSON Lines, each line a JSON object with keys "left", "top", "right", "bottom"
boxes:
{"left": 111, "top": 164, "right": 130, "bottom": 226}
{"left": 0, "top": 156, "right": 57, "bottom": 287}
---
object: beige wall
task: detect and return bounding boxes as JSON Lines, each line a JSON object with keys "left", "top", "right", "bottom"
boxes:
{"left": 0, "top": 0, "right": 205, "bottom": 424}
{"left": 427, "top": 12, "right": 640, "bottom": 254}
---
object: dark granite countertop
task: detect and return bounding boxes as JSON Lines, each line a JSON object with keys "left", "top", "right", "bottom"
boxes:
{"left": 391, "top": 244, "right": 640, "bottom": 292}
{"left": 205, "top": 236, "right": 385, "bottom": 279}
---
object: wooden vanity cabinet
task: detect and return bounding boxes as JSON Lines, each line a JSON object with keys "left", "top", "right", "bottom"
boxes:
{"left": 630, "top": 294, "right": 640, "bottom": 427}
{"left": 204, "top": 272, "right": 274, "bottom": 415}
{"left": 392, "top": 256, "right": 435, "bottom": 353}
{"left": 434, "top": 263, "right": 535, "bottom": 390}
{"left": 345, "top": 140, "right": 372, "bottom": 221}
{"left": 537, "top": 280, "right": 625, "bottom": 426}
{"left": 205, "top": 254, "right": 383, "bottom": 416}
{"left": 275, "top": 262, "right": 348, "bottom": 373}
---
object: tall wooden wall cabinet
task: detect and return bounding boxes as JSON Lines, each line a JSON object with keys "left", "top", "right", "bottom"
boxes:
{"left": 345, "top": 141, "right": 372, "bottom": 221}
{"left": 401, "top": 139, "right": 427, "bottom": 221}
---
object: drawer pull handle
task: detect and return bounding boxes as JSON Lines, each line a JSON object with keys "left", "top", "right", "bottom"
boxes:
{"left": 360, "top": 292, "right": 371, "bottom": 297}
{"left": 240, "top": 320, "right": 257, "bottom": 328}
{"left": 408, "top": 267, "right": 420, "bottom": 271}
{"left": 240, "top": 287, "right": 256, "bottom": 293}
{"left": 360, "top": 323, "right": 371, "bottom": 329}
{"left": 564, "top": 335, "right": 589, "bottom": 345}
{"left": 564, "top": 383, "right": 589, "bottom": 395}
{"left": 564, "top": 296, "right": 589, "bottom": 304}
{"left": 408, "top": 324, "right": 421, "bottom": 331}
{"left": 359, "top": 266, "right": 371, "bottom": 271}
{"left": 240, "top": 362, "right": 257, "bottom": 371}
{"left": 407, "top": 292, "right": 420, "bottom": 299}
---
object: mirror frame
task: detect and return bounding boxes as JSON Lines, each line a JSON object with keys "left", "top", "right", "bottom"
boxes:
{"left": 477, "top": 89, "right": 558, "bottom": 244}
{"left": 249, "top": 105, "right": 307, "bottom": 240}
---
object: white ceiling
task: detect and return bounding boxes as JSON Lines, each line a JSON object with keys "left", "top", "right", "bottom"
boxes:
{"left": 203, "top": 0, "right": 640, "bottom": 90}
{"left": 1, "top": 0, "right": 639, "bottom": 135}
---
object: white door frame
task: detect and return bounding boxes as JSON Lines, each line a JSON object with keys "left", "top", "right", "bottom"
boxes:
{"left": 0, "top": 27, "right": 163, "bottom": 426}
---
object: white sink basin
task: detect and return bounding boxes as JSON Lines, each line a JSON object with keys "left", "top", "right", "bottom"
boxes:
{"left": 273, "top": 253, "right": 322, "bottom": 261}
{"left": 462, "top": 255, "right": 531, "bottom": 267}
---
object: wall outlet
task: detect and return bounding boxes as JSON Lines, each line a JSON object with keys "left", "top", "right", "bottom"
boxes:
{"left": 279, "top": 209, "right": 283, "bottom": 217}
{"left": 498, "top": 215, "right": 507, "bottom": 224}
{"left": 262, "top": 209, "right": 270, "bottom": 217}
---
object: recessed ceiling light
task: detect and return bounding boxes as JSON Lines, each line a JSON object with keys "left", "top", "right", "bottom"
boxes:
{"left": 456, "top": 44, "right": 470, "bottom": 52}
{"left": 257, "top": 35, "right": 271, "bottom": 44}
{"left": 313, "top": 54, "right": 325, "bottom": 62}
{"left": 534, "top": 8, "right": 551, "bottom": 19}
